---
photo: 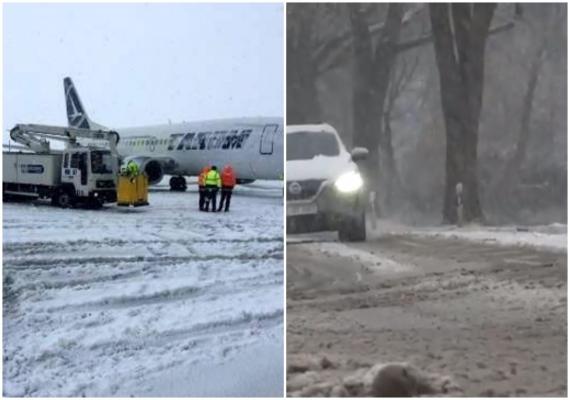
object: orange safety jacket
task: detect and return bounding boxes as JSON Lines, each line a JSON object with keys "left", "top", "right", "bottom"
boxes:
{"left": 198, "top": 167, "right": 210, "bottom": 187}
{"left": 221, "top": 166, "right": 236, "bottom": 188}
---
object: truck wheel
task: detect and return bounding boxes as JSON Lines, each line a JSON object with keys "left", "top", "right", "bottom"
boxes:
{"left": 52, "top": 189, "right": 74, "bottom": 208}
{"left": 87, "top": 198, "right": 104, "bottom": 209}
{"left": 338, "top": 212, "right": 366, "bottom": 242}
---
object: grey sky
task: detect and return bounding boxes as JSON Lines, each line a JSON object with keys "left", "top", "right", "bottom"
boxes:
{"left": 3, "top": 2, "right": 283, "bottom": 136}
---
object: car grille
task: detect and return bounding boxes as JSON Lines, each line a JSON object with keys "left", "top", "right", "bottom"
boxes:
{"left": 287, "top": 179, "right": 326, "bottom": 201}
{"left": 96, "top": 180, "right": 115, "bottom": 188}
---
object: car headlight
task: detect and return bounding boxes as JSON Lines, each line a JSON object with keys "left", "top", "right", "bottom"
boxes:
{"left": 334, "top": 171, "right": 363, "bottom": 193}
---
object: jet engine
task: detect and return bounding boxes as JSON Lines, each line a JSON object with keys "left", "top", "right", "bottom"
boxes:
{"left": 123, "top": 157, "right": 164, "bottom": 185}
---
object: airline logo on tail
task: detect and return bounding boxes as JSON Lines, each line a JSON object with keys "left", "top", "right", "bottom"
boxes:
{"left": 64, "top": 77, "right": 91, "bottom": 129}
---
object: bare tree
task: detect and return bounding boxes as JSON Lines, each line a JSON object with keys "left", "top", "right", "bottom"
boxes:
{"left": 287, "top": 4, "right": 321, "bottom": 124}
{"left": 429, "top": 3, "right": 497, "bottom": 223}
{"left": 500, "top": 5, "right": 564, "bottom": 189}
{"left": 500, "top": 41, "right": 546, "bottom": 188}
{"left": 346, "top": 4, "right": 512, "bottom": 213}
{"left": 349, "top": 4, "right": 405, "bottom": 210}
{"left": 382, "top": 55, "right": 419, "bottom": 205}
{"left": 286, "top": 4, "right": 425, "bottom": 131}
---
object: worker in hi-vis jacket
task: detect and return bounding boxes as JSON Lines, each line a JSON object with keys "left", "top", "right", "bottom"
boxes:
{"left": 203, "top": 165, "right": 221, "bottom": 212}
{"left": 198, "top": 165, "right": 211, "bottom": 211}
{"left": 218, "top": 164, "right": 236, "bottom": 212}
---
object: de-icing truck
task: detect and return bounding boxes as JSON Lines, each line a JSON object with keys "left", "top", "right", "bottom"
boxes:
{"left": 3, "top": 124, "right": 121, "bottom": 208}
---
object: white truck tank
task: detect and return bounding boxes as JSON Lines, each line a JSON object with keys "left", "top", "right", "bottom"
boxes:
{"left": 3, "top": 152, "right": 63, "bottom": 187}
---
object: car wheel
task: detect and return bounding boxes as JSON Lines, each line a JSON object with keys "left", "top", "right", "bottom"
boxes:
{"left": 338, "top": 212, "right": 366, "bottom": 242}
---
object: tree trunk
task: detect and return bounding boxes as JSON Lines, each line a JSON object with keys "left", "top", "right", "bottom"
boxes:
{"left": 349, "top": 4, "right": 404, "bottom": 212}
{"left": 430, "top": 3, "right": 495, "bottom": 224}
{"left": 286, "top": 45, "right": 321, "bottom": 123}
{"left": 501, "top": 42, "right": 546, "bottom": 187}
{"left": 349, "top": 5, "right": 381, "bottom": 201}
{"left": 286, "top": 6, "right": 321, "bottom": 124}
{"left": 381, "top": 112, "right": 402, "bottom": 209}
{"left": 381, "top": 56, "right": 417, "bottom": 208}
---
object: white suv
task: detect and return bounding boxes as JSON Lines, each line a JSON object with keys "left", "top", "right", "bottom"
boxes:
{"left": 286, "top": 123, "right": 368, "bottom": 241}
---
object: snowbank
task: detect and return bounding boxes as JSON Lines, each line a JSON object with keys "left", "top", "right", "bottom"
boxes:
{"left": 366, "top": 219, "right": 567, "bottom": 252}
{"left": 408, "top": 225, "right": 565, "bottom": 252}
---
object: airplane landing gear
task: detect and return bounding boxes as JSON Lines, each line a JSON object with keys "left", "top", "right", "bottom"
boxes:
{"left": 169, "top": 176, "right": 187, "bottom": 192}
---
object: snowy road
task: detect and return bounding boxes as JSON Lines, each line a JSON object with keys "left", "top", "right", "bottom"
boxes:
{"left": 286, "top": 224, "right": 567, "bottom": 397}
{"left": 3, "top": 180, "right": 284, "bottom": 397}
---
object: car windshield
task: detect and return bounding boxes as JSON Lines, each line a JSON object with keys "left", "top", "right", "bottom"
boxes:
{"left": 91, "top": 151, "right": 114, "bottom": 174}
{"left": 287, "top": 131, "right": 340, "bottom": 161}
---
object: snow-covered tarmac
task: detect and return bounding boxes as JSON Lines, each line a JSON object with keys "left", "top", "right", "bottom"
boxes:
{"left": 3, "top": 180, "right": 284, "bottom": 397}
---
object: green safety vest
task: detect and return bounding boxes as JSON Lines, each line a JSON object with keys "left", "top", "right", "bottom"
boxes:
{"left": 205, "top": 170, "right": 221, "bottom": 187}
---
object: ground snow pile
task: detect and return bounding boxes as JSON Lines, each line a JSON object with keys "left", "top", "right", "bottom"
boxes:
{"left": 369, "top": 220, "right": 567, "bottom": 252}
{"left": 316, "top": 242, "right": 413, "bottom": 273}
{"left": 287, "top": 355, "right": 460, "bottom": 397}
{"left": 414, "top": 226, "right": 566, "bottom": 252}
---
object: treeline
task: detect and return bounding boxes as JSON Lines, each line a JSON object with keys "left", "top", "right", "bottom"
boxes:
{"left": 287, "top": 3, "right": 566, "bottom": 225}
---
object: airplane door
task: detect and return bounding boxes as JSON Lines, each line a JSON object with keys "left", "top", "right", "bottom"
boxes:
{"left": 260, "top": 124, "right": 278, "bottom": 155}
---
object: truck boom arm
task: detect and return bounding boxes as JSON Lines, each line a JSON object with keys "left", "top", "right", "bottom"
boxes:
{"left": 10, "top": 123, "right": 120, "bottom": 154}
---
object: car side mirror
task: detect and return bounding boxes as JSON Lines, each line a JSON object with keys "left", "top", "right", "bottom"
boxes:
{"left": 350, "top": 147, "right": 368, "bottom": 162}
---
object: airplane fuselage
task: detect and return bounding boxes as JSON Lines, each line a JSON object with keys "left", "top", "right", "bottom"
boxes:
{"left": 116, "top": 116, "right": 283, "bottom": 181}
{"left": 62, "top": 77, "right": 282, "bottom": 184}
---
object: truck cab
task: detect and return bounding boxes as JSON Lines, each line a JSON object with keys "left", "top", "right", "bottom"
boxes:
{"left": 58, "top": 147, "right": 118, "bottom": 206}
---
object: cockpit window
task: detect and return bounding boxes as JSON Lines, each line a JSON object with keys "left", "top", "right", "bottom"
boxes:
{"left": 287, "top": 131, "right": 340, "bottom": 161}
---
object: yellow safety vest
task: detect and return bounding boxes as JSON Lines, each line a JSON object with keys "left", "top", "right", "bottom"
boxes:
{"left": 127, "top": 161, "right": 139, "bottom": 176}
{"left": 205, "top": 170, "right": 221, "bottom": 187}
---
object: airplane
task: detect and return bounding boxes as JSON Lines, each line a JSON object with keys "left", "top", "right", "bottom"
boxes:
{"left": 63, "top": 77, "right": 283, "bottom": 191}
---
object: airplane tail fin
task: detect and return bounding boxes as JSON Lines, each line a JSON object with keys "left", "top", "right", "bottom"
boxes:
{"left": 64, "top": 77, "right": 107, "bottom": 130}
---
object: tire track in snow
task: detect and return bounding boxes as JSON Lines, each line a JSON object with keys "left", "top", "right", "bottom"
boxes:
{"left": 3, "top": 236, "right": 283, "bottom": 256}
{"left": 43, "top": 272, "right": 283, "bottom": 313}
{"left": 89, "top": 309, "right": 283, "bottom": 354}
{"left": 4, "top": 189, "right": 284, "bottom": 397}
{"left": 4, "top": 251, "right": 283, "bottom": 270}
